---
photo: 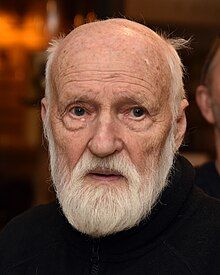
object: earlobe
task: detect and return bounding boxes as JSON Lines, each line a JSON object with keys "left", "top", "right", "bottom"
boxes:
{"left": 175, "top": 99, "right": 188, "bottom": 149}
{"left": 196, "top": 85, "right": 215, "bottom": 124}
{"left": 41, "top": 97, "right": 48, "bottom": 123}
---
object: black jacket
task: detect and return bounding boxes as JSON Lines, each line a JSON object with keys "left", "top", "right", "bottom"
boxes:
{"left": 0, "top": 156, "right": 220, "bottom": 275}
{"left": 195, "top": 161, "right": 220, "bottom": 199}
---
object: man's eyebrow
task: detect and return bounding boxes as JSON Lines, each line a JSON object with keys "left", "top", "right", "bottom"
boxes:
{"left": 57, "top": 93, "right": 99, "bottom": 112}
{"left": 62, "top": 91, "right": 155, "bottom": 107}
{"left": 115, "top": 93, "right": 153, "bottom": 106}
{"left": 59, "top": 92, "right": 99, "bottom": 104}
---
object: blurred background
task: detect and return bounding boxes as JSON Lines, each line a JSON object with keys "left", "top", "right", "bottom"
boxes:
{"left": 0, "top": 0, "right": 219, "bottom": 230}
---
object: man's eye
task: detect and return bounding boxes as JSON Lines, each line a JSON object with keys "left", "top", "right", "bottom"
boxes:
{"left": 131, "top": 107, "right": 145, "bottom": 118}
{"left": 71, "top": 107, "right": 86, "bottom": 116}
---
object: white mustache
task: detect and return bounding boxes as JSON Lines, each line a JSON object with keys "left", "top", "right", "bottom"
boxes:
{"left": 72, "top": 153, "right": 141, "bottom": 182}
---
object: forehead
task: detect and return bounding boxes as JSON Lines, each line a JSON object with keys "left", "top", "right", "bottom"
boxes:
{"left": 51, "top": 21, "right": 171, "bottom": 101}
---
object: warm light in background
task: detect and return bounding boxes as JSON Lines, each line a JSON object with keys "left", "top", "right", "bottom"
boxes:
{"left": 86, "top": 11, "right": 97, "bottom": 23}
{"left": 73, "top": 14, "right": 85, "bottom": 27}
{"left": 73, "top": 11, "right": 97, "bottom": 28}
{"left": 0, "top": 12, "right": 48, "bottom": 50}
{"left": 46, "top": 0, "right": 59, "bottom": 36}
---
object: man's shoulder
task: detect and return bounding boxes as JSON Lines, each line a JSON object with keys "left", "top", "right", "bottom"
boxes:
{"left": 196, "top": 161, "right": 218, "bottom": 179}
{"left": 1, "top": 202, "right": 59, "bottom": 235}
{"left": 195, "top": 161, "right": 220, "bottom": 198}
{"left": 192, "top": 186, "right": 220, "bottom": 227}
{"left": 165, "top": 186, "right": 220, "bottom": 273}
{"left": 0, "top": 202, "right": 64, "bottom": 270}
{"left": 177, "top": 185, "right": 220, "bottom": 235}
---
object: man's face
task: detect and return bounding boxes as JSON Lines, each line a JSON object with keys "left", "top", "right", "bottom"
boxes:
{"left": 44, "top": 22, "right": 177, "bottom": 237}
{"left": 49, "top": 24, "right": 173, "bottom": 179}
{"left": 210, "top": 49, "right": 220, "bottom": 129}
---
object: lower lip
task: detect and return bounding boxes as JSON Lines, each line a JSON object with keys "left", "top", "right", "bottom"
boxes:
{"left": 87, "top": 173, "right": 123, "bottom": 182}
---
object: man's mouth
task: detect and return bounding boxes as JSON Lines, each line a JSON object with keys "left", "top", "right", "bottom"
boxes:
{"left": 86, "top": 168, "right": 124, "bottom": 182}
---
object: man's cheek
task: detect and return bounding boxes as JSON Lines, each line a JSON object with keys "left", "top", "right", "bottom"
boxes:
{"left": 140, "top": 135, "right": 167, "bottom": 165}
{"left": 63, "top": 143, "right": 85, "bottom": 169}
{"left": 130, "top": 143, "right": 157, "bottom": 172}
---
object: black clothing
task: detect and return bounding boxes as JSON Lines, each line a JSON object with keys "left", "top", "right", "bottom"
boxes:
{"left": 195, "top": 161, "right": 220, "bottom": 198}
{"left": 0, "top": 156, "right": 220, "bottom": 275}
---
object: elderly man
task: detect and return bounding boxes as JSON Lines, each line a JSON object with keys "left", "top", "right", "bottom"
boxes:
{"left": 0, "top": 19, "right": 219, "bottom": 274}
{"left": 196, "top": 37, "right": 220, "bottom": 198}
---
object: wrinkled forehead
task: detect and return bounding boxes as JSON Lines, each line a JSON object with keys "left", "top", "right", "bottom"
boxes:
{"left": 51, "top": 20, "right": 171, "bottom": 94}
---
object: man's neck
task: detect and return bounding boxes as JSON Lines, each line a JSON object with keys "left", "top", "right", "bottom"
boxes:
{"left": 214, "top": 128, "right": 220, "bottom": 175}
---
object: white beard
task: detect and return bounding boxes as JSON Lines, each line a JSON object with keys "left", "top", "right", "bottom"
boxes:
{"left": 47, "top": 127, "right": 176, "bottom": 238}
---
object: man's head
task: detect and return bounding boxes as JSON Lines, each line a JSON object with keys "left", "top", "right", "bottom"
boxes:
{"left": 41, "top": 19, "right": 188, "bottom": 237}
{"left": 196, "top": 37, "right": 220, "bottom": 130}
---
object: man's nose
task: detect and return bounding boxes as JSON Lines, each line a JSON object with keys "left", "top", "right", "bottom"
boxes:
{"left": 88, "top": 114, "right": 123, "bottom": 158}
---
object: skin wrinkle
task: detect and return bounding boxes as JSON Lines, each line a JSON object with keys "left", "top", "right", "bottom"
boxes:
{"left": 50, "top": 26, "right": 171, "bottom": 140}
{"left": 56, "top": 73, "right": 161, "bottom": 97}
{"left": 55, "top": 87, "right": 169, "bottom": 135}
{"left": 49, "top": 41, "right": 172, "bottom": 171}
{"left": 60, "top": 98, "right": 167, "bottom": 126}
{"left": 58, "top": 79, "right": 155, "bottom": 92}
{"left": 51, "top": 24, "right": 171, "bottom": 95}
{"left": 52, "top": 110, "right": 171, "bottom": 173}
{"left": 55, "top": 61, "right": 168, "bottom": 81}
{"left": 42, "top": 19, "right": 188, "bottom": 236}
{"left": 55, "top": 79, "right": 168, "bottom": 113}
{"left": 56, "top": 59, "right": 168, "bottom": 82}
{"left": 54, "top": 71, "right": 169, "bottom": 117}
{"left": 56, "top": 69, "right": 157, "bottom": 86}
{"left": 47, "top": 20, "right": 177, "bottom": 107}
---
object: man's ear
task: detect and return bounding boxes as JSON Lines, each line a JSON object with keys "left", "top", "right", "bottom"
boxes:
{"left": 174, "top": 99, "right": 188, "bottom": 149}
{"left": 196, "top": 85, "right": 215, "bottom": 124}
{"left": 41, "top": 97, "right": 48, "bottom": 124}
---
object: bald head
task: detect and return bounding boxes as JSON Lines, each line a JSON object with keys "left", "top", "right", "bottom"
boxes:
{"left": 55, "top": 19, "right": 170, "bottom": 63}
{"left": 45, "top": 19, "right": 186, "bottom": 119}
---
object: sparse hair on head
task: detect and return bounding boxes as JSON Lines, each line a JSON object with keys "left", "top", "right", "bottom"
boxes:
{"left": 44, "top": 19, "right": 189, "bottom": 122}
{"left": 158, "top": 32, "right": 189, "bottom": 119}
{"left": 45, "top": 35, "right": 65, "bottom": 102}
